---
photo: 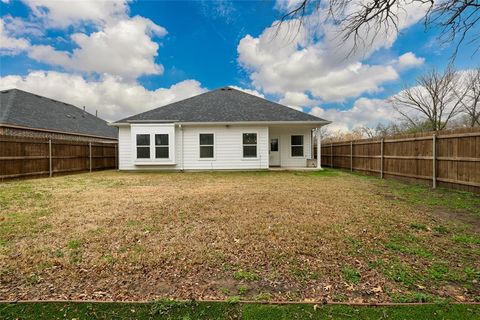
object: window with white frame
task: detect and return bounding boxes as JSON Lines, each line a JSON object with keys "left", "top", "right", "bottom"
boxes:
{"left": 291, "top": 135, "right": 304, "bottom": 157}
{"left": 155, "top": 134, "right": 169, "bottom": 158}
{"left": 199, "top": 133, "right": 214, "bottom": 158}
{"left": 136, "top": 134, "right": 150, "bottom": 159}
{"left": 243, "top": 133, "right": 257, "bottom": 158}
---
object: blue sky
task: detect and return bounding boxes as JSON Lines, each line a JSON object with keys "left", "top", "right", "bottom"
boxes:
{"left": 0, "top": 0, "right": 478, "bottom": 131}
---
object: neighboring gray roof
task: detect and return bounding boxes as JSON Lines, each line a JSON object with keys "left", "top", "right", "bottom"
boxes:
{"left": 0, "top": 89, "right": 117, "bottom": 139}
{"left": 116, "top": 87, "right": 329, "bottom": 124}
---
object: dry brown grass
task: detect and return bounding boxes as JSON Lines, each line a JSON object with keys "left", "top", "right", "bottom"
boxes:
{"left": 0, "top": 170, "right": 479, "bottom": 302}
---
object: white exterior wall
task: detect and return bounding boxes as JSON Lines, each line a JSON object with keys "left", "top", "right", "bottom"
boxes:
{"left": 118, "top": 126, "right": 133, "bottom": 170}
{"left": 269, "top": 125, "right": 313, "bottom": 167}
{"left": 180, "top": 125, "right": 268, "bottom": 170}
{"left": 118, "top": 124, "right": 269, "bottom": 170}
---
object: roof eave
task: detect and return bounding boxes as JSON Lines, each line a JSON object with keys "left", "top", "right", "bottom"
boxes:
{"left": 109, "top": 120, "right": 331, "bottom": 126}
{"left": 0, "top": 123, "right": 118, "bottom": 140}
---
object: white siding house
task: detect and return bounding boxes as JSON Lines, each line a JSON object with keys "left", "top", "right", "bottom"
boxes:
{"left": 112, "top": 87, "right": 330, "bottom": 171}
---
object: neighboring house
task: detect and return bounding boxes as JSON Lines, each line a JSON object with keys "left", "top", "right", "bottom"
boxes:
{"left": 112, "top": 87, "right": 330, "bottom": 170}
{"left": 0, "top": 89, "right": 117, "bottom": 142}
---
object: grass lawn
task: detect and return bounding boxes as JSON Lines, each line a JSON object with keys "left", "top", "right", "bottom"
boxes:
{"left": 0, "top": 169, "right": 479, "bottom": 304}
{"left": 1, "top": 301, "right": 479, "bottom": 320}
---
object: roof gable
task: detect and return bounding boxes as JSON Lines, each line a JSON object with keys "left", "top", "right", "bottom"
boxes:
{"left": 0, "top": 89, "right": 117, "bottom": 139}
{"left": 117, "top": 87, "right": 329, "bottom": 124}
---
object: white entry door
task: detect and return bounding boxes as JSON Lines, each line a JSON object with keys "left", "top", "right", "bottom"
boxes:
{"left": 269, "top": 137, "right": 280, "bottom": 166}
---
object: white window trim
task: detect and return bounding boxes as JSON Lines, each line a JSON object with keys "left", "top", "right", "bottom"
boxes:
{"left": 198, "top": 132, "right": 215, "bottom": 160}
{"left": 135, "top": 134, "right": 151, "bottom": 160}
{"left": 241, "top": 132, "right": 259, "bottom": 160}
{"left": 290, "top": 134, "right": 305, "bottom": 158}
{"left": 154, "top": 133, "right": 170, "bottom": 159}
{"left": 131, "top": 124, "right": 176, "bottom": 165}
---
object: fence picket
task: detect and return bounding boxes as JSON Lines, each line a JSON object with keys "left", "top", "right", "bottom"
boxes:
{"left": 0, "top": 135, "right": 117, "bottom": 180}
{"left": 318, "top": 128, "right": 480, "bottom": 193}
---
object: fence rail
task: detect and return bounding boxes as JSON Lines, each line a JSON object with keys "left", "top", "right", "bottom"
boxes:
{"left": 319, "top": 128, "right": 480, "bottom": 193}
{"left": 0, "top": 135, "right": 117, "bottom": 180}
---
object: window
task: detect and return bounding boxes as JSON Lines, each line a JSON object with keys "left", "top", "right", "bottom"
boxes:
{"left": 243, "top": 133, "right": 257, "bottom": 158}
{"left": 291, "top": 135, "right": 304, "bottom": 157}
{"left": 199, "top": 133, "right": 214, "bottom": 158}
{"left": 270, "top": 138, "right": 278, "bottom": 152}
{"left": 136, "top": 134, "right": 150, "bottom": 159}
{"left": 155, "top": 134, "right": 169, "bottom": 158}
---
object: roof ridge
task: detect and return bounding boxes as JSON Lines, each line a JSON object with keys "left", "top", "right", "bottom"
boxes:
{"left": 0, "top": 89, "right": 18, "bottom": 123}
{"left": 224, "top": 87, "right": 326, "bottom": 121}
{"left": 114, "top": 87, "right": 329, "bottom": 124}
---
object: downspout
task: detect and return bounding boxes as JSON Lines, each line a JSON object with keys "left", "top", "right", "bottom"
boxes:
{"left": 316, "top": 128, "right": 322, "bottom": 170}
{"left": 179, "top": 124, "right": 184, "bottom": 171}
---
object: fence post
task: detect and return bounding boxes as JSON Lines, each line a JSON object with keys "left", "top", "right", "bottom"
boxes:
{"left": 432, "top": 134, "right": 436, "bottom": 189}
{"left": 350, "top": 141, "right": 353, "bottom": 172}
{"left": 331, "top": 144, "right": 333, "bottom": 168}
{"left": 89, "top": 142, "right": 92, "bottom": 172}
{"left": 380, "top": 138, "right": 384, "bottom": 179}
{"left": 48, "top": 139, "right": 52, "bottom": 177}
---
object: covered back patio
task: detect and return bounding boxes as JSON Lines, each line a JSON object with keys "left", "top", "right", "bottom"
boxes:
{"left": 267, "top": 124, "right": 323, "bottom": 169}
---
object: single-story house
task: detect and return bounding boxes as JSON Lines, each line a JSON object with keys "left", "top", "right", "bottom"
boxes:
{"left": 0, "top": 88, "right": 117, "bottom": 142}
{"left": 112, "top": 87, "right": 330, "bottom": 170}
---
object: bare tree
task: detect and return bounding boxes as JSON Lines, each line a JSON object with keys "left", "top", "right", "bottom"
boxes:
{"left": 457, "top": 68, "right": 480, "bottom": 127}
{"left": 390, "top": 68, "right": 469, "bottom": 131}
{"left": 279, "top": 0, "right": 480, "bottom": 58}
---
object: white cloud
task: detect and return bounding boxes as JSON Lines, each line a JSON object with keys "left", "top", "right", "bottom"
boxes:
{"left": 310, "top": 97, "right": 398, "bottom": 132}
{"left": 0, "top": 71, "right": 207, "bottom": 121}
{"left": 27, "top": 16, "right": 166, "bottom": 79}
{"left": 1, "top": 15, "right": 44, "bottom": 37}
{"left": 229, "top": 85, "right": 265, "bottom": 98}
{"left": 278, "top": 91, "right": 320, "bottom": 111}
{"left": 397, "top": 52, "right": 425, "bottom": 70}
{"left": 238, "top": 21, "right": 399, "bottom": 102}
{"left": 0, "top": 18, "right": 30, "bottom": 55}
{"left": 22, "top": 0, "right": 129, "bottom": 28}
{"left": 275, "top": 0, "right": 305, "bottom": 12}
{"left": 239, "top": 2, "right": 429, "bottom": 105}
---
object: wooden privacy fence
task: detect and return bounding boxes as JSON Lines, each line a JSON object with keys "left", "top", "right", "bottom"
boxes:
{"left": 0, "top": 135, "right": 117, "bottom": 180}
{"left": 319, "top": 128, "right": 480, "bottom": 193}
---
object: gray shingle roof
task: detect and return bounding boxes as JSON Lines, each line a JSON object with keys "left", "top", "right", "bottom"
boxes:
{"left": 0, "top": 89, "right": 117, "bottom": 139}
{"left": 116, "top": 87, "right": 329, "bottom": 124}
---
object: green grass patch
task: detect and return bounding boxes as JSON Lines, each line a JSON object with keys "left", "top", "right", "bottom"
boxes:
{"left": 0, "top": 183, "right": 52, "bottom": 243}
{"left": 384, "top": 234, "right": 432, "bottom": 258}
{"left": 452, "top": 234, "right": 480, "bottom": 245}
{"left": 373, "top": 260, "right": 423, "bottom": 287}
{"left": 66, "top": 239, "right": 82, "bottom": 264}
{"left": 410, "top": 223, "right": 428, "bottom": 231}
{"left": 433, "top": 226, "right": 450, "bottom": 234}
{"left": 304, "top": 168, "right": 342, "bottom": 177}
{"left": 233, "top": 270, "right": 260, "bottom": 281}
{"left": 237, "top": 285, "right": 249, "bottom": 295}
{"left": 1, "top": 302, "right": 479, "bottom": 320}
{"left": 341, "top": 267, "right": 361, "bottom": 284}
{"left": 383, "top": 181, "right": 480, "bottom": 216}
{"left": 289, "top": 265, "right": 321, "bottom": 281}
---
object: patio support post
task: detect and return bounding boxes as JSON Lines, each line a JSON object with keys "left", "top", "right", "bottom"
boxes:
{"left": 316, "top": 128, "right": 322, "bottom": 169}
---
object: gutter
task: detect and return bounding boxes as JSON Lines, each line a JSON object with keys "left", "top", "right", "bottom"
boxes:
{"left": 110, "top": 120, "right": 332, "bottom": 127}
{"left": 0, "top": 123, "right": 117, "bottom": 141}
